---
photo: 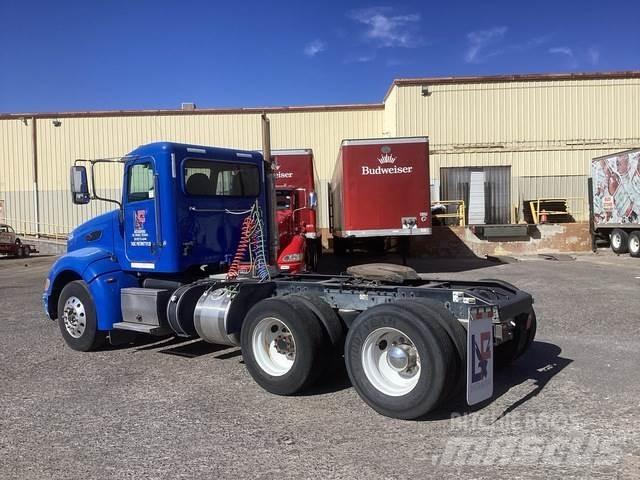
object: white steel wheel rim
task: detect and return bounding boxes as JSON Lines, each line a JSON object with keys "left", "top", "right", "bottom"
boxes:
{"left": 62, "top": 296, "right": 87, "bottom": 339}
{"left": 361, "top": 327, "right": 421, "bottom": 397}
{"left": 252, "top": 317, "right": 296, "bottom": 376}
{"left": 631, "top": 236, "right": 640, "bottom": 253}
{"left": 612, "top": 233, "right": 621, "bottom": 249}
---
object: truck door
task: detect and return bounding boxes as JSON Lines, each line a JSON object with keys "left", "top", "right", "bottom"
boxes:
{"left": 124, "top": 159, "right": 159, "bottom": 269}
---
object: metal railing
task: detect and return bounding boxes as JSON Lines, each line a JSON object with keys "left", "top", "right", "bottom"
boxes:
{"left": 431, "top": 200, "right": 466, "bottom": 227}
{"left": 2, "top": 217, "right": 72, "bottom": 242}
{"left": 528, "top": 197, "right": 586, "bottom": 224}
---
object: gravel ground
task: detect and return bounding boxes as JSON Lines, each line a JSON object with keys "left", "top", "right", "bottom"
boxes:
{"left": 1, "top": 252, "right": 639, "bottom": 479}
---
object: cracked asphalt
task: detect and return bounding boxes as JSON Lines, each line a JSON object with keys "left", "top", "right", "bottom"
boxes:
{"left": 1, "top": 251, "right": 639, "bottom": 479}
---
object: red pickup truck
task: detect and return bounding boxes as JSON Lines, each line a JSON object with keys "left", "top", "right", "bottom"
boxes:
{"left": 0, "top": 224, "right": 38, "bottom": 257}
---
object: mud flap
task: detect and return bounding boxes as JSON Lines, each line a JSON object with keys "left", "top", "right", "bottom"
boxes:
{"left": 466, "top": 306, "right": 494, "bottom": 405}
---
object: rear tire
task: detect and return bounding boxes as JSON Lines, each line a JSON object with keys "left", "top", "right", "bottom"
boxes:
{"left": 629, "top": 231, "right": 640, "bottom": 258}
{"left": 241, "top": 297, "right": 328, "bottom": 395}
{"left": 305, "top": 239, "right": 320, "bottom": 271}
{"left": 611, "top": 229, "right": 629, "bottom": 254}
{"left": 57, "top": 280, "right": 105, "bottom": 351}
{"left": 404, "top": 298, "right": 467, "bottom": 401}
{"left": 345, "top": 303, "right": 454, "bottom": 419}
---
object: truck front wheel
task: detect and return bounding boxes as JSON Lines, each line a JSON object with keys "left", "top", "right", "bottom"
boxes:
{"left": 344, "top": 303, "right": 454, "bottom": 420}
{"left": 57, "top": 280, "right": 105, "bottom": 351}
{"left": 611, "top": 229, "right": 629, "bottom": 254}
{"left": 241, "top": 297, "right": 328, "bottom": 395}
{"left": 305, "top": 239, "right": 320, "bottom": 271}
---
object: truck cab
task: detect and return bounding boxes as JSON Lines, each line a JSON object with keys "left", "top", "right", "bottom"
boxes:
{"left": 272, "top": 149, "right": 320, "bottom": 272}
{"left": 44, "top": 142, "right": 270, "bottom": 332}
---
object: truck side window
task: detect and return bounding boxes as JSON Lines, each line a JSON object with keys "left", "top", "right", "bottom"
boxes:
{"left": 128, "top": 163, "right": 155, "bottom": 202}
{"left": 184, "top": 159, "right": 259, "bottom": 197}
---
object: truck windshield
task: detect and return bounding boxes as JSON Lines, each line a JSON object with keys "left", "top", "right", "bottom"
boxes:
{"left": 184, "top": 159, "right": 260, "bottom": 197}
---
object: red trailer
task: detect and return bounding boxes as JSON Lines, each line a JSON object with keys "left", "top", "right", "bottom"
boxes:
{"left": 272, "top": 149, "right": 321, "bottom": 272}
{"left": 329, "top": 137, "right": 431, "bottom": 253}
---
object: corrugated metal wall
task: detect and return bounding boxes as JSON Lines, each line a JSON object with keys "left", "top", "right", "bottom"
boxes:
{"left": 1, "top": 75, "right": 639, "bottom": 234}
{"left": 392, "top": 78, "right": 640, "bottom": 221}
{"left": 518, "top": 175, "right": 588, "bottom": 221}
{"left": 395, "top": 79, "right": 640, "bottom": 147}
{"left": 0, "top": 118, "right": 34, "bottom": 232}
{"left": 0, "top": 108, "right": 384, "bottom": 234}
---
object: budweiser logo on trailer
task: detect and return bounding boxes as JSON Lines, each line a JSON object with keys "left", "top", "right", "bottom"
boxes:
{"left": 362, "top": 145, "right": 414, "bottom": 175}
{"left": 272, "top": 160, "right": 293, "bottom": 179}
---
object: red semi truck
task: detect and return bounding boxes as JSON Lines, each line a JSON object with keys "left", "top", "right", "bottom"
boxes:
{"left": 272, "top": 149, "right": 321, "bottom": 272}
{"left": 329, "top": 137, "right": 431, "bottom": 254}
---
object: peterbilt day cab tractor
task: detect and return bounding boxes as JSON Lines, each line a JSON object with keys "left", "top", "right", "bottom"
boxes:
{"left": 272, "top": 149, "right": 321, "bottom": 272}
{"left": 43, "top": 118, "right": 537, "bottom": 419}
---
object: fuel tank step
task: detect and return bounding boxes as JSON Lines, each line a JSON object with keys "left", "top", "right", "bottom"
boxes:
{"left": 112, "top": 322, "right": 171, "bottom": 335}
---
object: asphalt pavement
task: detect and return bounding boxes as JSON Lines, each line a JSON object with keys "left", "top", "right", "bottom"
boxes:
{"left": 1, "top": 251, "right": 639, "bottom": 479}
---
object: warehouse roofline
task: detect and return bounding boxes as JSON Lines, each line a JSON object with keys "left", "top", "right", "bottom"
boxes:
{"left": 2, "top": 70, "right": 639, "bottom": 120}
{"left": 384, "top": 70, "right": 640, "bottom": 100}
{"left": 0, "top": 102, "right": 384, "bottom": 120}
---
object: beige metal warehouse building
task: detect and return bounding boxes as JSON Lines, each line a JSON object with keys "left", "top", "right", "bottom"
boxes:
{"left": 1, "top": 71, "right": 639, "bottom": 240}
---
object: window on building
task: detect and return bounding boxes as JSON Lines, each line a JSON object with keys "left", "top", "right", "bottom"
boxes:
{"left": 184, "top": 159, "right": 260, "bottom": 197}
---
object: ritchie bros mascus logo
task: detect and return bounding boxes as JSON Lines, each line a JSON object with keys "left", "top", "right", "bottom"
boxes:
{"left": 361, "top": 145, "right": 413, "bottom": 175}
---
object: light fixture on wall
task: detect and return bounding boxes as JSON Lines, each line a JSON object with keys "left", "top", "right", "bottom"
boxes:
{"left": 52, "top": 120, "right": 62, "bottom": 127}
{"left": 421, "top": 86, "right": 432, "bottom": 97}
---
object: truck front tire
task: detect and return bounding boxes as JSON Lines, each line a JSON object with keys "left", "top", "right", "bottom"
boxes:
{"left": 241, "top": 297, "right": 329, "bottom": 395}
{"left": 344, "top": 303, "right": 454, "bottom": 420}
{"left": 57, "top": 280, "right": 106, "bottom": 352}
{"left": 611, "top": 229, "right": 629, "bottom": 254}
{"left": 305, "top": 239, "right": 320, "bottom": 271}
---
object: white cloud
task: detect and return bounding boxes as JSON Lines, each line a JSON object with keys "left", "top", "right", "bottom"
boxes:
{"left": 549, "top": 46, "right": 573, "bottom": 56}
{"left": 465, "top": 28, "right": 551, "bottom": 63}
{"left": 465, "top": 26, "right": 508, "bottom": 63}
{"left": 343, "top": 52, "right": 377, "bottom": 64}
{"left": 355, "top": 54, "right": 376, "bottom": 63}
{"left": 348, "top": 7, "right": 422, "bottom": 48}
{"left": 588, "top": 47, "right": 600, "bottom": 65}
{"left": 549, "top": 46, "right": 578, "bottom": 68}
{"left": 304, "top": 40, "right": 326, "bottom": 57}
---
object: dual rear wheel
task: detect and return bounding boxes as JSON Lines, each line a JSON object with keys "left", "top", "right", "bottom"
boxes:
{"left": 610, "top": 228, "right": 640, "bottom": 257}
{"left": 241, "top": 296, "right": 469, "bottom": 419}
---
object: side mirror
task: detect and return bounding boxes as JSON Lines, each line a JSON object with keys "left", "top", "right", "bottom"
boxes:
{"left": 70, "top": 166, "right": 90, "bottom": 205}
{"left": 309, "top": 191, "right": 318, "bottom": 209}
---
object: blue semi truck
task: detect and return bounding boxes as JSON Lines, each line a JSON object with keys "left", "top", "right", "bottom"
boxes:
{"left": 42, "top": 116, "right": 536, "bottom": 419}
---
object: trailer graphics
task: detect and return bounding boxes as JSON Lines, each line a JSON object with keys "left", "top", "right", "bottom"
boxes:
{"left": 590, "top": 148, "right": 640, "bottom": 257}
{"left": 330, "top": 137, "right": 431, "bottom": 242}
{"left": 361, "top": 165, "right": 414, "bottom": 175}
{"left": 591, "top": 149, "right": 640, "bottom": 225}
{"left": 43, "top": 135, "right": 536, "bottom": 420}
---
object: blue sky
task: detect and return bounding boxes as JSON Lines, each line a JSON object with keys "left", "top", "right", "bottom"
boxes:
{"left": 0, "top": 0, "right": 638, "bottom": 113}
